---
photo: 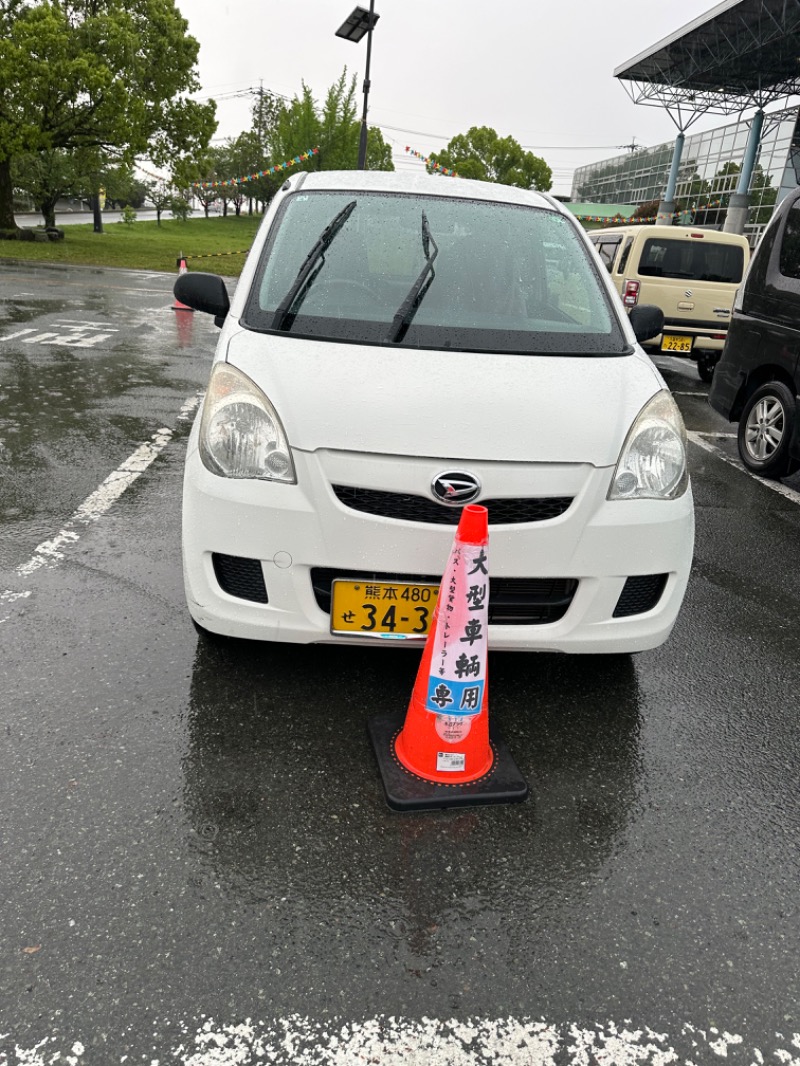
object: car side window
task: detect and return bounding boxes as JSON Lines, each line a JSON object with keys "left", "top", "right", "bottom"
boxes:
{"left": 616, "top": 237, "right": 634, "bottom": 274}
{"left": 594, "top": 237, "right": 621, "bottom": 273}
{"left": 778, "top": 205, "right": 800, "bottom": 280}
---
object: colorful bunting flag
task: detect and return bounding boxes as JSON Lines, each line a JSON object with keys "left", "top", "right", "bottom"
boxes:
{"left": 404, "top": 145, "right": 458, "bottom": 177}
{"left": 190, "top": 148, "right": 320, "bottom": 190}
{"left": 589, "top": 199, "right": 724, "bottom": 225}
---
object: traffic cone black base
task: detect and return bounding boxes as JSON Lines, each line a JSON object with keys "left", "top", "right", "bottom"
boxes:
{"left": 368, "top": 712, "right": 528, "bottom": 812}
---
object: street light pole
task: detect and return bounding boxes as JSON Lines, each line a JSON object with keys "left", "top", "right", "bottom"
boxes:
{"left": 357, "top": 0, "right": 375, "bottom": 170}
{"left": 335, "top": 4, "right": 380, "bottom": 171}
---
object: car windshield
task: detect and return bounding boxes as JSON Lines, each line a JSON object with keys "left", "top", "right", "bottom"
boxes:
{"left": 242, "top": 190, "right": 629, "bottom": 355}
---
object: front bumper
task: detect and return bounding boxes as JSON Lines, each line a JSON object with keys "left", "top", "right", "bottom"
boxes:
{"left": 182, "top": 429, "right": 694, "bottom": 654}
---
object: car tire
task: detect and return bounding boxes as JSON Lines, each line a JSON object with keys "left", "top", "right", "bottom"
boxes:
{"left": 737, "top": 381, "right": 798, "bottom": 478}
{"left": 696, "top": 351, "right": 717, "bottom": 383}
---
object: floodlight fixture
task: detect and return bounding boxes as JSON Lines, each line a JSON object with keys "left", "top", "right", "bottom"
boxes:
{"left": 335, "top": 5, "right": 379, "bottom": 43}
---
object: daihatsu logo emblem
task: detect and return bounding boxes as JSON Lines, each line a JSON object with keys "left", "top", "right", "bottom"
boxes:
{"left": 431, "top": 470, "right": 481, "bottom": 506}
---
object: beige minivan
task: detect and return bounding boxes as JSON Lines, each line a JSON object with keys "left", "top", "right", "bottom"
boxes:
{"left": 589, "top": 225, "right": 750, "bottom": 381}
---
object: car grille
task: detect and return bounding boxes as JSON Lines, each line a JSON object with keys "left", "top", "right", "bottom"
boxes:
{"left": 613, "top": 574, "right": 667, "bottom": 617}
{"left": 212, "top": 553, "right": 269, "bottom": 603}
{"left": 332, "top": 485, "right": 573, "bottom": 525}
{"left": 311, "top": 568, "right": 577, "bottom": 626}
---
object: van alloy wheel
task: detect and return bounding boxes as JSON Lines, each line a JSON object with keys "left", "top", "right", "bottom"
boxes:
{"left": 738, "top": 381, "right": 797, "bottom": 478}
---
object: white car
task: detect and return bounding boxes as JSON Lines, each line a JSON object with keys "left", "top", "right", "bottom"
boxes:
{"left": 175, "top": 170, "right": 694, "bottom": 653}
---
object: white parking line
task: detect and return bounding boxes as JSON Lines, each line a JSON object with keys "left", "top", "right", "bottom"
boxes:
{"left": 688, "top": 430, "right": 800, "bottom": 505}
{"left": 0, "top": 392, "right": 203, "bottom": 622}
{"left": 1, "top": 1015, "right": 796, "bottom": 1065}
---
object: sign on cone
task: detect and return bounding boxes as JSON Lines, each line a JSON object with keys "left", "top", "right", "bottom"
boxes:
{"left": 368, "top": 504, "right": 528, "bottom": 812}
{"left": 395, "top": 504, "right": 493, "bottom": 784}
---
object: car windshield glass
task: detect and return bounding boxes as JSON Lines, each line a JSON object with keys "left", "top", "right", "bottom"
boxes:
{"left": 243, "top": 190, "right": 628, "bottom": 355}
{"left": 271, "top": 199, "right": 356, "bottom": 330}
{"left": 638, "top": 238, "right": 744, "bottom": 284}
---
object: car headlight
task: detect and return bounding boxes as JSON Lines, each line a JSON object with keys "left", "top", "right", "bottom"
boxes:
{"left": 199, "top": 363, "right": 296, "bottom": 482}
{"left": 608, "top": 390, "right": 688, "bottom": 500}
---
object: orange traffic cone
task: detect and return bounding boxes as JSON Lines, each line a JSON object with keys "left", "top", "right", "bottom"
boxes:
{"left": 368, "top": 504, "right": 528, "bottom": 812}
{"left": 395, "top": 504, "right": 493, "bottom": 784}
{"left": 172, "top": 254, "right": 194, "bottom": 312}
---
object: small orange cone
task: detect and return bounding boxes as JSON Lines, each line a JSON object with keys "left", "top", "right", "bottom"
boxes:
{"left": 368, "top": 504, "right": 528, "bottom": 811}
{"left": 172, "top": 254, "right": 194, "bottom": 312}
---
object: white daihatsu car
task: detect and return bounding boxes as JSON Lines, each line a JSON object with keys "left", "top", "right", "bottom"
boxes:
{"left": 175, "top": 170, "right": 694, "bottom": 653}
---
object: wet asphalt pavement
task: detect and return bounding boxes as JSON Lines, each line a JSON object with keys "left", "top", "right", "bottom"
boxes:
{"left": 2, "top": 260, "right": 800, "bottom": 1064}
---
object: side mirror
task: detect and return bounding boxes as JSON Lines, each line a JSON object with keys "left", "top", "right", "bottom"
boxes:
{"left": 628, "top": 303, "right": 664, "bottom": 343}
{"left": 174, "top": 272, "right": 230, "bottom": 327}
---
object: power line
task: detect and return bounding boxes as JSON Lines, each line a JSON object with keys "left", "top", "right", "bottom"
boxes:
{"left": 376, "top": 121, "right": 621, "bottom": 152}
{"left": 195, "top": 82, "right": 627, "bottom": 155}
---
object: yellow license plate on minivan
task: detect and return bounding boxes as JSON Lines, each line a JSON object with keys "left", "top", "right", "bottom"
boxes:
{"left": 331, "top": 579, "right": 439, "bottom": 639}
{"left": 661, "top": 334, "right": 693, "bottom": 353}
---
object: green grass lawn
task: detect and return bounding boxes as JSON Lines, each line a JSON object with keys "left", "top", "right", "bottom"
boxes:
{"left": 0, "top": 214, "right": 262, "bottom": 277}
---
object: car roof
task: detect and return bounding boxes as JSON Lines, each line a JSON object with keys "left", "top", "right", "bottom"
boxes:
{"left": 590, "top": 224, "right": 749, "bottom": 245}
{"left": 292, "top": 169, "right": 559, "bottom": 212}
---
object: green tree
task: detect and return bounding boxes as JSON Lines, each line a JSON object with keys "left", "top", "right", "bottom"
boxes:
{"left": 183, "top": 148, "right": 223, "bottom": 218}
{"left": 220, "top": 133, "right": 267, "bottom": 216}
{"left": 103, "top": 163, "right": 147, "bottom": 209}
{"left": 632, "top": 199, "right": 660, "bottom": 223}
{"left": 0, "top": 0, "right": 217, "bottom": 233}
{"left": 252, "top": 86, "right": 282, "bottom": 154}
{"left": 713, "top": 161, "right": 777, "bottom": 225}
{"left": 714, "top": 160, "right": 741, "bottom": 210}
{"left": 143, "top": 179, "right": 172, "bottom": 226}
{"left": 11, "top": 148, "right": 82, "bottom": 228}
{"left": 429, "top": 127, "right": 552, "bottom": 191}
{"left": 248, "top": 89, "right": 285, "bottom": 211}
{"left": 750, "top": 165, "right": 777, "bottom": 226}
{"left": 10, "top": 145, "right": 138, "bottom": 227}
{"left": 674, "top": 160, "right": 711, "bottom": 218}
{"left": 269, "top": 71, "right": 394, "bottom": 173}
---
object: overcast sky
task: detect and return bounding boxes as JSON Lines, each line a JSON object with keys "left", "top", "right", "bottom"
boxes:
{"left": 172, "top": 0, "right": 770, "bottom": 197}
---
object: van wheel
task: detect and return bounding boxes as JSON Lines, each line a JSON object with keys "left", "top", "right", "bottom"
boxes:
{"left": 738, "top": 381, "right": 797, "bottom": 478}
{"left": 696, "top": 352, "right": 717, "bottom": 383}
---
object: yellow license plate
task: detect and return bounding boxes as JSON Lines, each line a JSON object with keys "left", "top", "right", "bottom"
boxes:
{"left": 331, "top": 579, "right": 439, "bottom": 639}
{"left": 661, "top": 334, "right": 693, "bottom": 353}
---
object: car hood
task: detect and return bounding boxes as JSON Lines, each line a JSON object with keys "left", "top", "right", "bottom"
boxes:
{"left": 224, "top": 329, "right": 662, "bottom": 466}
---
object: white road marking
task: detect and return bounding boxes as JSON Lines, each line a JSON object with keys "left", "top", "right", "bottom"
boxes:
{"left": 1, "top": 1016, "right": 798, "bottom": 1065}
{"left": 51, "top": 321, "right": 120, "bottom": 330}
{"left": 0, "top": 392, "right": 203, "bottom": 622}
{"left": 1, "top": 322, "right": 119, "bottom": 347}
{"left": 688, "top": 431, "right": 800, "bottom": 505}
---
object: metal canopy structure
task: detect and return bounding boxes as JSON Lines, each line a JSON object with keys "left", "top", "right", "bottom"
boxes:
{"left": 615, "top": 0, "right": 800, "bottom": 115}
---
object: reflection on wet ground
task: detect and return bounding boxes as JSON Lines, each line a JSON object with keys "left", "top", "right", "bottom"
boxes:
{"left": 184, "top": 641, "right": 641, "bottom": 945}
{"left": 0, "top": 266, "right": 212, "bottom": 568}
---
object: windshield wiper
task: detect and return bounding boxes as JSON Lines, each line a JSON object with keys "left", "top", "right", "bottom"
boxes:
{"left": 271, "top": 200, "right": 357, "bottom": 331}
{"left": 385, "top": 212, "right": 439, "bottom": 344}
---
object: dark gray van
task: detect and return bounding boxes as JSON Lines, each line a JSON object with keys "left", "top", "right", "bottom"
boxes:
{"left": 709, "top": 187, "right": 800, "bottom": 478}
